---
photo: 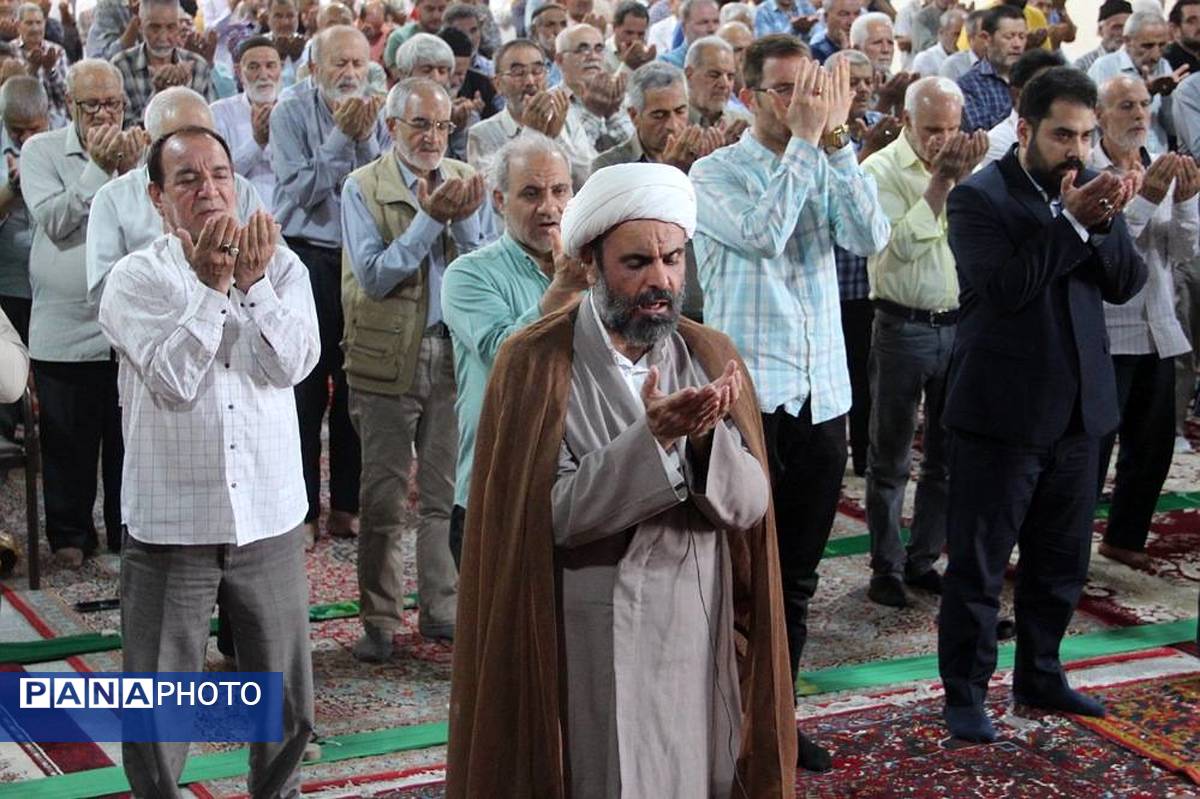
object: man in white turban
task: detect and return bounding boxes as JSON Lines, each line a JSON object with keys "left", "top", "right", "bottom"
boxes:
{"left": 446, "top": 162, "right": 798, "bottom": 799}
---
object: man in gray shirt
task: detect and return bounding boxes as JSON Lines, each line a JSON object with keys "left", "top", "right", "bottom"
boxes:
{"left": 271, "top": 23, "right": 390, "bottom": 545}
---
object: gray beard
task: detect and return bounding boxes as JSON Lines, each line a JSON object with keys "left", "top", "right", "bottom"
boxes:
{"left": 591, "top": 273, "right": 684, "bottom": 350}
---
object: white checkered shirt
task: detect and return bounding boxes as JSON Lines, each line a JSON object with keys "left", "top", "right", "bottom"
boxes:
{"left": 99, "top": 235, "right": 320, "bottom": 546}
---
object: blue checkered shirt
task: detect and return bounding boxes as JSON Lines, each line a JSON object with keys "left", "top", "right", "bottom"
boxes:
{"left": 692, "top": 134, "right": 891, "bottom": 422}
{"left": 958, "top": 58, "right": 1012, "bottom": 133}
{"left": 755, "top": 0, "right": 818, "bottom": 38}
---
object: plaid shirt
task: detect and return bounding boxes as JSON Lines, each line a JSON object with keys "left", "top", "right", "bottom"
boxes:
{"left": 110, "top": 43, "right": 214, "bottom": 126}
{"left": 754, "top": 0, "right": 818, "bottom": 38}
{"left": 692, "top": 134, "right": 891, "bottom": 421}
{"left": 568, "top": 93, "right": 635, "bottom": 155}
{"left": 836, "top": 111, "right": 884, "bottom": 300}
{"left": 17, "top": 41, "right": 69, "bottom": 128}
{"left": 958, "top": 58, "right": 1011, "bottom": 133}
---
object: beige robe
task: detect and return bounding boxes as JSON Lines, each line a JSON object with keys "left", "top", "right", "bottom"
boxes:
{"left": 551, "top": 297, "right": 771, "bottom": 799}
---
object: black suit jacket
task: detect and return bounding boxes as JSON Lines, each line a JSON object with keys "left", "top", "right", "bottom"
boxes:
{"left": 943, "top": 149, "right": 1148, "bottom": 447}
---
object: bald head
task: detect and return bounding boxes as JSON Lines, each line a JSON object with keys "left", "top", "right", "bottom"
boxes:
{"left": 313, "top": 24, "right": 369, "bottom": 67}
{"left": 143, "top": 86, "right": 214, "bottom": 139}
{"left": 903, "top": 76, "right": 966, "bottom": 163}
{"left": 317, "top": 1, "right": 353, "bottom": 29}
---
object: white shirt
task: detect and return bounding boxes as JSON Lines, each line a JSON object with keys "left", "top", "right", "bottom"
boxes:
{"left": 85, "top": 165, "right": 264, "bottom": 304}
{"left": 911, "top": 41, "right": 952, "bottom": 76}
{"left": 983, "top": 109, "right": 1017, "bottom": 168}
{"left": 19, "top": 125, "right": 116, "bottom": 361}
{"left": 1089, "top": 145, "right": 1196, "bottom": 358}
{"left": 647, "top": 15, "right": 677, "bottom": 56}
{"left": 1088, "top": 48, "right": 1174, "bottom": 154}
{"left": 938, "top": 49, "right": 978, "bottom": 82}
{"left": 99, "top": 235, "right": 320, "bottom": 546}
{"left": 211, "top": 92, "right": 277, "bottom": 215}
{"left": 466, "top": 105, "right": 595, "bottom": 190}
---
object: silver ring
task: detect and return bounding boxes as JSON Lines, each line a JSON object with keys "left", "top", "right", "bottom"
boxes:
{"left": 1099, "top": 198, "right": 1114, "bottom": 212}
{"left": 228, "top": 246, "right": 240, "bottom": 257}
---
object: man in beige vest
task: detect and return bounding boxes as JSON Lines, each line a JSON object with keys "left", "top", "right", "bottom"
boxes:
{"left": 340, "top": 76, "right": 488, "bottom": 661}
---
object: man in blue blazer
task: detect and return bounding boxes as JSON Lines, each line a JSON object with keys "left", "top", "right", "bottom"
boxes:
{"left": 939, "top": 66, "right": 1147, "bottom": 742}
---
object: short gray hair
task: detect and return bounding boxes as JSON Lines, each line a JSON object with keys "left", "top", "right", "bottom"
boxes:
{"left": 442, "top": 2, "right": 479, "bottom": 27}
{"left": 684, "top": 34, "right": 732, "bottom": 69}
{"left": 903, "top": 75, "right": 963, "bottom": 116}
{"left": 143, "top": 85, "right": 211, "bottom": 138}
{"left": 1123, "top": 9, "right": 1167, "bottom": 37}
{"left": 825, "top": 48, "right": 870, "bottom": 70}
{"left": 395, "top": 32, "right": 454, "bottom": 76}
{"left": 628, "top": 61, "right": 686, "bottom": 111}
{"left": 15, "top": 3, "right": 42, "bottom": 20}
{"left": 311, "top": 24, "right": 366, "bottom": 66}
{"left": 385, "top": 76, "right": 450, "bottom": 118}
{"left": 1, "top": 76, "right": 48, "bottom": 121}
{"left": 491, "top": 129, "right": 571, "bottom": 194}
{"left": 555, "top": 22, "right": 595, "bottom": 55}
{"left": 65, "top": 58, "right": 122, "bottom": 96}
{"left": 718, "top": 2, "right": 751, "bottom": 26}
{"left": 939, "top": 8, "right": 965, "bottom": 31}
{"left": 679, "top": 0, "right": 718, "bottom": 25}
{"left": 850, "top": 11, "right": 892, "bottom": 48}
{"left": 139, "top": 0, "right": 181, "bottom": 18}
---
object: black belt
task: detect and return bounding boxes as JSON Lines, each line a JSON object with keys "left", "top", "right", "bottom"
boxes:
{"left": 874, "top": 299, "right": 959, "bottom": 327}
{"left": 425, "top": 321, "right": 451, "bottom": 338}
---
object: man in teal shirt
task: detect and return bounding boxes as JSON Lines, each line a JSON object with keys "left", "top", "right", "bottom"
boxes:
{"left": 441, "top": 130, "right": 589, "bottom": 563}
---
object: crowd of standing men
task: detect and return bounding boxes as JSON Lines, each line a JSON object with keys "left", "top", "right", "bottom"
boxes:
{"left": 0, "top": 0, "right": 1196, "bottom": 793}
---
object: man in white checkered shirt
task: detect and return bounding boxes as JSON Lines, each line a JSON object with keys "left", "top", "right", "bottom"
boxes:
{"left": 98, "top": 126, "right": 320, "bottom": 798}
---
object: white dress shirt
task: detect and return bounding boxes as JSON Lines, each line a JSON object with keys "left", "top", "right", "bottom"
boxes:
{"left": 86, "top": 165, "right": 264, "bottom": 304}
{"left": 938, "top": 49, "right": 978, "bottom": 82}
{"left": 983, "top": 109, "right": 1017, "bottom": 168}
{"left": 19, "top": 125, "right": 116, "bottom": 362}
{"left": 1089, "top": 145, "right": 1196, "bottom": 358}
{"left": 99, "top": 235, "right": 320, "bottom": 546}
{"left": 211, "top": 92, "right": 277, "bottom": 214}
{"left": 466, "top": 105, "right": 596, "bottom": 190}
{"left": 912, "top": 41, "right": 952, "bottom": 77}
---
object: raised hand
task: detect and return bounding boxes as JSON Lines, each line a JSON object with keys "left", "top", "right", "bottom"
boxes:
{"left": 85, "top": 123, "right": 124, "bottom": 172}
{"left": 583, "top": 11, "right": 608, "bottom": 35}
{"left": 662, "top": 126, "right": 700, "bottom": 172}
{"left": 251, "top": 102, "right": 272, "bottom": 147}
{"left": 1061, "top": 169, "right": 1127, "bottom": 229}
{"left": 791, "top": 14, "right": 818, "bottom": 34}
{"left": 1173, "top": 154, "right": 1200, "bottom": 202}
{"left": 416, "top": 177, "right": 467, "bottom": 223}
{"left": 1147, "top": 64, "right": 1189, "bottom": 97}
{"left": 58, "top": 1, "right": 75, "bottom": 28}
{"left": 523, "top": 89, "right": 568, "bottom": 138}
{"left": 456, "top": 173, "right": 486, "bottom": 220}
{"left": 960, "top": 129, "right": 990, "bottom": 176}
{"left": 617, "top": 39, "right": 656, "bottom": 70}
{"left": 857, "top": 114, "right": 900, "bottom": 160}
{"left": 766, "top": 57, "right": 827, "bottom": 146}
{"left": 233, "top": 210, "right": 280, "bottom": 292}
{"left": 1024, "top": 27, "right": 1049, "bottom": 50}
{"left": 1139, "top": 152, "right": 1178, "bottom": 204}
{"left": 641, "top": 362, "right": 743, "bottom": 449}
{"left": 118, "top": 127, "right": 150, "bottom": 173}
{"left": 697, "top": 124, "right": 726, "bottom": 157}
{"left": 179, "top": 214, "right": 239, "bottom": 295}
{"left": 451, "top": 93, "right": 484, "bottom": 129}
{"left": 873, "top": 71, "right": 916, "bottom": 116}
{"left": 823, "top": 55, "right": 854, "bottom": 133}
{"left": 119, "top": 13, "right": 141, "bottom": 49}
{"left": 719, "top": 117, "right": 748, "bottom": 145}
{"left": 184, "top": 28, "right": 219, "bottom": 62}
{"left": 582, "top": 70, "right": 626, "bottom": 118}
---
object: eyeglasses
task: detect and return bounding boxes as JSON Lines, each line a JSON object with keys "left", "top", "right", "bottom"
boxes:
{"left": 500, "top": 62, "right": 550, "bottom": 79}
{"left": 567, "top": 42, "right": 606, "bottom": 57}
{"left": 395, "top": 117, "right": 456, "bottom": 134}
{"left": 74, "top": 98, "right": 125, "bottom": 115}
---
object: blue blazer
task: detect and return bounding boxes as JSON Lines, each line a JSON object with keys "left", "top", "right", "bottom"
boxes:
{"left": 943, "top": 148, "right": 1148, "bottom": 447}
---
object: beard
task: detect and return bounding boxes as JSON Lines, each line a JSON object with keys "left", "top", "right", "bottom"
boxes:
{"left": 147, "top": 42, "right": 175, "bottom": 58}
{"left": 322, "top": 75, "right": 366, "bottom": 103}
{"left": 396, "top": 138, "right": 444, "bottom": 173}
{"left": 1025, "top": 138, "right": 1084, "bottom": 196}
{"left": 592, "top": 271, "right": 685, "bottom": 350}
{"left": 245, "top": 78, "right": 280, "bottom": 104}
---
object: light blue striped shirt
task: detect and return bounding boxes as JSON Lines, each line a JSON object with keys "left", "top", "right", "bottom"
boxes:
{"left": 691, "top": 133, "right": 890, "bottom": 422}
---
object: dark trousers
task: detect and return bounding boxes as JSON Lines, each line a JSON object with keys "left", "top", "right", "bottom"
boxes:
{"left": 286, "top": 238, "right": 360, "bottom": 522}
{"left": 0, "top": 296, "right": 30, "bottom": 440}
{"left": 939, "top": 430, "right": 1097, "bottom": 709}
{"left": 450, "top": 503, "right": 466, "bottom": 569}
{"left": 865, "top": 314, "right": 953, "bottom": 579}
{"left": 841, "top": 298, "right": 873, "bottom": 473}
{"left": 762, "top": 402, "right": 848, "bottom": 681}
{"left": 1097, "top": 354, "right": 1176, "bottom": 553}
{"left": 32, "top": 359, "right": 123, "bottom": 553}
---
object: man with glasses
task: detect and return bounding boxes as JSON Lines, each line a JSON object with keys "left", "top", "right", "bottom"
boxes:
{"left": 271, "top": 24, "right": 389, "bottom": 547}
{"left": 111, "top": 0, "right": 215, "bottom": 125}
{"left": 340, "top": 77, "right": 488, "bottom": 660}
{"left": 19, "top": 59, "right": 144, "bottom": 568}
{"left": 556, "top": 23, "right": 633, "bottom": 154}
{"left": 467, "top": 37, "right": 594, "bottom": 188}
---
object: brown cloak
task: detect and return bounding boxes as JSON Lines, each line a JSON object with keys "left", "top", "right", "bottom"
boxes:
{"left": 446, "top": 301, "right": 797, "bottom": 798}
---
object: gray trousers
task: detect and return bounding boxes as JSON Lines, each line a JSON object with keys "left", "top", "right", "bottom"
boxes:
{"left": 349, "top": 335, "right": 458, "bottom": 633}
{"left": 120, "top": 527, "right": 314, "bottom": 799}
{"left": 1174, "top": 260, "right": 1200, "bottom": 432}
{"left": 865, "top": 311, "right": 954, "bottom": 579}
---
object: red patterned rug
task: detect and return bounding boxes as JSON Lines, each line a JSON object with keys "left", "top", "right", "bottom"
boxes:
{"left": 1071, "top": 672, "right": 1200, "bottom": 785}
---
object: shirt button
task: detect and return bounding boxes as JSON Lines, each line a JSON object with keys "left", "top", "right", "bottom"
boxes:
{"left": 249, "top": 303, "right": 256, "bottom": 308}
{"left": 227, "top": 404, "right": 234, "bottom": 409}
{"left": 224, "top": 362, "right": 230, "bottom": 368}
{"left": 230, "top": 443, "right": 236, "bottom": 450}
{"left": 220, "top": 309, "right": 227, "bottom": 315}
{"left": 231, "top": 482, "right": 237, "bottom": 488}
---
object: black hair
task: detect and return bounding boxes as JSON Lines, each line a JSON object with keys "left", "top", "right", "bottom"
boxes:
{"left": 147, "top": 125, "right": 233, "bottom": 187}
{"left": 1010, "top": 47, "right": 1065, "bottom": 90}
{"left": 743, "top": 33, "right": 806, "bottom": 90}
{"left": 1017, "top": 65, "right": 1097, "bottom": 129}
{"left": 982, "top": 3, "right": 1024, "bottom": 35}
{"left": 438, "top": 26, "right": 474, "bottom": 58}
{"left": 1169, "top": 0, "right": 1200, "bottom": 25}
{"left": 614, "top": 0, "right": 649, "bottom": 27}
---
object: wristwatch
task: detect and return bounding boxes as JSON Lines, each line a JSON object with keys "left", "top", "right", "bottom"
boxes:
{"left": 821, "top": 124, "right": 851, "bottom": 152}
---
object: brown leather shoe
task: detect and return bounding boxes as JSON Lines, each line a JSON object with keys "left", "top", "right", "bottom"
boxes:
{"left": 327, "top": 510, "right": 359, "bottom": 539}
{"left": 1098, "top": 542, "right": 1152, "bottom": 571}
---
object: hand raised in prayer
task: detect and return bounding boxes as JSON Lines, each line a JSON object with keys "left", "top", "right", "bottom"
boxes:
{"left": 1024, "top": 28, "right": 1049, "bottom": 51}
{"left": 184, "top": 29, "right": 219, "bottom": 63}
{"left": 523, "top": 89, "right": 568, "bottom": 139}
{"left": 872, "top": 71, "right": 916, "bottom": 117}
{"left": 118, "top": 127, "right": 151, "bottom": 174}
{"left": 1139, "top": 153, "right": 1178, "bottom": 205}
{"left": 58, "top": 1, "right": 75, "bottom": 29}
{"left": 791, "top": 14, "right": 818, "bottom": 34}
{"left": 0, "top": 59, "right": 25, "bottom": 86}
{"left": 540, "top": 228, "right": 591, "bottom": 314}
{"left": 84, "top": 123, "right": 124, "bottom": 173}
{"left": 932, "top": 130, "right": 988, "bottom": 182}
{"left": 617, "top": 39, "right": 656, "bottom": 71}
{"left": 642, "top": 360, "right": 743, "bottom": 450}
{"left": 686, "top": 360, "right": 744, "bottom": 454}
{"left": 766, "top": 57, "right": 827, "bottom": 146}
{"left": 855, "top": 114, "right": 900, "bottom": 161}
{"left": 582, "top": 70, "right": 627, "bottom": 119}
{"left": 719, "top": 117, "right": 749, "bottom": 146}
{"left": 662, "top": 126, "right": 701, "bottom": 172}
{"left": 233, "top": 210, "right": 280, "bottom": 292}
{"left": 179, "top": 213, "right": 240, "bottom": 295}
{"left": 1061, "top": 170, "right": 1127, "bottom": 229}
{"left": 822, "top": 56, "right": 855, "bottom": 133}
{"left": 1173, "top": 154, "right": 1200, "bottom": 202}
{"left": 119, "top": 14, "right": 141, "bottom": 49}
{"left": 583, "top": 11, "right": 608, "bottom": 35}
{"left": 251, "top": 101, "right": 273, "bottom": 147}
{"left": 451, "top": 93, "right": 484, "bottom": 129}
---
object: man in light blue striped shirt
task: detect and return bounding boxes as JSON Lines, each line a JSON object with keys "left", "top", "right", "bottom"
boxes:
{"left": 691, "top": 34, "right": 889, "bottom": 773}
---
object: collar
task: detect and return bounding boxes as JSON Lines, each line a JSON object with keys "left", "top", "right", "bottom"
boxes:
{"left": 939, "top": 42, "right": 954, "bottom": 57}
{"left": 63, "top": 123, "right": 86, "bottom": 158}
{"left": 892, "top": 129, "right": 927, "bottom": 172}
{"left": 1114, "top": 47, "right": 1167, "bottom": 78}
{"left": 1090, "top": 140, "right": 1152, "bottom": 172}
{"left": 500, "top": 106, "right": 522, "bottom": 137}
{"left": 499, "top": 231, "right": 552, "bottom": 280}
{"left": 587, "top": 291, "right": 654, "bottom": 370}
{"left": 627, "top": 134, "right": 647, "bottom": 161}
{"left": 133, "top": 42, "right": 182, "bottom": 72}
{"left": 1018, "top": 157, "right": 1055, "bottom": 204}
{"left": 977, "top": 58, "right": 1003, "bottom": 80}
{"left": 741, "top": 130, "right": 782, "bottom": 163}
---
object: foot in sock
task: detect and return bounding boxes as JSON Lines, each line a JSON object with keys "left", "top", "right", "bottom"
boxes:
{"left": 796, "top": 731, "right": 833, "bottom": 772}
{"left": 1014, "top": 686, "right": 1105, "bottom": 717}
{"left": 943, "top": 704, "right": 996, "bottom": 743}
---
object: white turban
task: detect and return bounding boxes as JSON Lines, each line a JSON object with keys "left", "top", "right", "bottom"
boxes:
{"left": 559, "top": 163, "right": 697, "bottom": 258}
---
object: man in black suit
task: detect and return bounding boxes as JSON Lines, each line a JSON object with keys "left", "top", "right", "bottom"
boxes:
{"left": 939, "top": 66, "right": 1148, "bottom": 743}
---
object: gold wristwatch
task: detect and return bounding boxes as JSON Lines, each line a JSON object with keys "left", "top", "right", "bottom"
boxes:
{"left": 821, "top": 124, "right": 851, "bottom": 152}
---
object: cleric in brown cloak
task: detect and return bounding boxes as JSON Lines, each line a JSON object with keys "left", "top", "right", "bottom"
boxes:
{"left": 447, "top": 162, "right": 798, "bottom": 798}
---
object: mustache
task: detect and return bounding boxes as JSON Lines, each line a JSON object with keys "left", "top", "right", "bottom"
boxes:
{"left": 632, "top": 287, "right": 676, "bottom": 309}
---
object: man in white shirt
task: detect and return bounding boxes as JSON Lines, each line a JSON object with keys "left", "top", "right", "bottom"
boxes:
{"left": 20, "top": 59, "right": 146, "bottom": 568}
{"left": 99, "top": 125, "right": 320, "bottom": 799}
{"left": 467, "top": 37, "right": 594, "bottom": 188}
{"left": 211, "top": 35, "right": 283, "bottom": 214}
{"left": 1090, "top": 75, "right": 1199, "bottom": 571}
{"left": 938, "top": 9, "right": 986, "bottom": 82}
{"left": 912, "top": 8, "right": 964, "bottom": 77}
{"left": 1088, "top": 10, "right": 1189, "bottom": 154}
